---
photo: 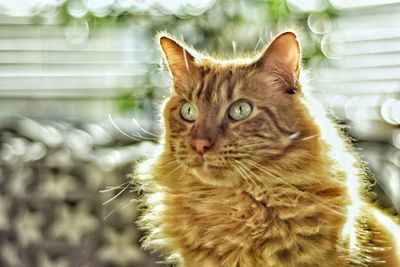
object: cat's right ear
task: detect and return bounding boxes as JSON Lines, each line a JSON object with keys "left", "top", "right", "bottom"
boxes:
{"left": 256, "top": 31, "right": 301, "bottom": 79}
{"left": 158, "top": 34, "right": 196, "bottom": 86}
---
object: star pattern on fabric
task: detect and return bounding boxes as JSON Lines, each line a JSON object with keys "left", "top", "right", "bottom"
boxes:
{"left": 14, "top": 209, "right": 44, "bottom": 246}
{"left": 6, "top": 167, "right": 33, "bottom": 196}
{"left": 38, "top": 253, "right": 70, "bottom": 267}
{"left": 97, "top": 227, "right": 143, "bottom": 266}
{"left": 38, "top": 173, "right": 77, "bottom": 199}
{"left": 49, "top": 203, "right": 98, "bottom": 244}
{"left": 0, "top": 241, "right": 22, "bottom": 267}
{"left": 0, "top": 118, "right": 158, "bottom": 266}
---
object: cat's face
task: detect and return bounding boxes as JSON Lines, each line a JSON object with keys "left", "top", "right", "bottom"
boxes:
{"left": 159, "top": 32, "right": 318, "bottom": 187}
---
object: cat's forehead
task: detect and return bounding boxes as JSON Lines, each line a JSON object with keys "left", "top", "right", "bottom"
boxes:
{"left": 188, "top": 63, "right": 258, "bottom": 103}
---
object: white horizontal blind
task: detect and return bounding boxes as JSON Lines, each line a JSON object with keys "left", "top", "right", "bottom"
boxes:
{"left": 0, "top": 17, "right": 158, "bottom": 97}
{"left": 309, "top": 3, "right": 400, "bottom": 128}
{"left": 0, "top": 15, "right": 165, "bottom": 121}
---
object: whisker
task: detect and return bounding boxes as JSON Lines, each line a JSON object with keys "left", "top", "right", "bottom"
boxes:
{"left": 108, "top": 114, "right": 141, "bottom": 141}
{"left": 132, "top": 118, "right": 159, "bottom": 138}
{"left": 245, "top": 159, "right": 313, "bottom": 192}
{"left": 157, "top": 158, "right": 178, "bottom": 167}
{"left": 298, "top": 134, "right": 319, "bottom": 141}
{"left": 240, "top": 162, "right": 263, "bottom": 190}
{"left": 233, "top": 159, "right": 260, "bottom": 189}
{"left": 129, "top": 129, "right": 157, "bottom": 142}
{"left": 237, "top": 132, "right": 313, "bottom": 150}
{"left": 104, "top": 198, "right": 137, "bottom": 220}
{"left": 99, "top": 181, "right": 130, "bottom": 193}
{"left": 232, "top": 164, "right": 250, "bottom": 186}
{"left": 140, "top": 133, "right": 158, "bottom": 142}
{"left": 289, "top": 131, "right": 319, "bottom": 142}
{"left": 238, "top": 143, "right": 272, "bottom": 149}
{"left": 177, "top": 165, "right": 188, "bottom": 180}
{"left": 243, "top": 159, "right": 308, "bottom": 193}
{"left": 165, "top": 163, "right": 184, "bottom": 177}
{"left": 129, "top": 126, "right": 158, "bottom": 141}
{"left": 243, "top": 159, "right": 299, "bottom": 200}
{"left": 289, "top": 131, "right": 300, "bottom": 139}
{"left": 102, "top": 181, "right": 131, "bottom": 205}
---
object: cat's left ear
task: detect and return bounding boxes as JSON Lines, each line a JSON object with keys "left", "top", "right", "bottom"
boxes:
{"left": 158, "top": 34, "right": 196, "bottom": 82}
{"left": 257, "top": 31, "right": 301, "bottom": 78}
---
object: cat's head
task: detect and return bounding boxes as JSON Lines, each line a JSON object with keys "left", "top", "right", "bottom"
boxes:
{"left": 159, "top": 31, "right": 319, "bottom": 187}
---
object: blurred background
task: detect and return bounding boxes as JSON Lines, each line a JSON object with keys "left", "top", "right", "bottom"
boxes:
{"left": 0, "top": 0, "right": 399, "bottom": 266}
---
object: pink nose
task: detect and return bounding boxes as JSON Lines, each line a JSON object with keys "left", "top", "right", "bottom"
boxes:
{"left": 192, "top": 138, "right": 211, "bottom": 154}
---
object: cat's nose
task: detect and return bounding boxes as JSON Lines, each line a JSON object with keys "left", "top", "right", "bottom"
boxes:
{"left": 192, "top": 138, "right": 211, "bottom": 154}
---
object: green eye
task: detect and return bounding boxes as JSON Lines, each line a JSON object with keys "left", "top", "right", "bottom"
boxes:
{"left": 180, "top": 102, "right": 198, "bottom": 122}
{"left": 229, "top": 100, "right": 252, "bottom": 121}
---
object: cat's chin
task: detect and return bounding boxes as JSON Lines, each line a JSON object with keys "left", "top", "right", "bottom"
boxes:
{"left": 190, "top": 163, "right": 239, "bottom": 187}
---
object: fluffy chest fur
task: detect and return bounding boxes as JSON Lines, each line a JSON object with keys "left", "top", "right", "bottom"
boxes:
{"left": 138, "top": 160, "right": 350, "bottom": 267}
{"left": 167, "top": 189, "right": 343, "bottom": 266}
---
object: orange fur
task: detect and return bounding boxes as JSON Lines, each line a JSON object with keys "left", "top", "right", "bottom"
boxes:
{"left": 134, "top": 31, "right": 400, "bottom": 266}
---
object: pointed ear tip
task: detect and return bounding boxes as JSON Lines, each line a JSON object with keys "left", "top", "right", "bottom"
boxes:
{"left": 158, "top": 35, "right": 172, "bottom": 46}
{"left": 279, "top": 31, "right": 299, "bottom": 42}
{"left": 156, "top": 32, "right": 178, "bottom": 47}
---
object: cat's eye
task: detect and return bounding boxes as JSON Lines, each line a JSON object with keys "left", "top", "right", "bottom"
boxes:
{"left": 228, "top": 100, "right": 252, "bottom": 121}
{"left": 180, "top": 102, "right": 198, "bottom": 122}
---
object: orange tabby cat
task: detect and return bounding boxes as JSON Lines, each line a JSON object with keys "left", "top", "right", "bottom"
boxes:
{"left": 134, "top": 31, "right": 400, "bottom": 266}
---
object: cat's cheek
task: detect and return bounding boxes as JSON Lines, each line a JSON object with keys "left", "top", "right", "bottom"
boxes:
{"left": 167, "top": 117, "right": 188, "bottom": 134}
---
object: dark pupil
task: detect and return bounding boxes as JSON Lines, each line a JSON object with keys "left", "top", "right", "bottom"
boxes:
{"left": 238, "top": 105, "right": 242, "bottom": 114}
{"left": 187, "top": 107, "right": 191, "bottom": 114}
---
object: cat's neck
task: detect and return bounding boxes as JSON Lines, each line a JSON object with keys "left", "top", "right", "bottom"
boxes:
{"left": 160, "top": 165, "right": 349, "bottom": 266}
